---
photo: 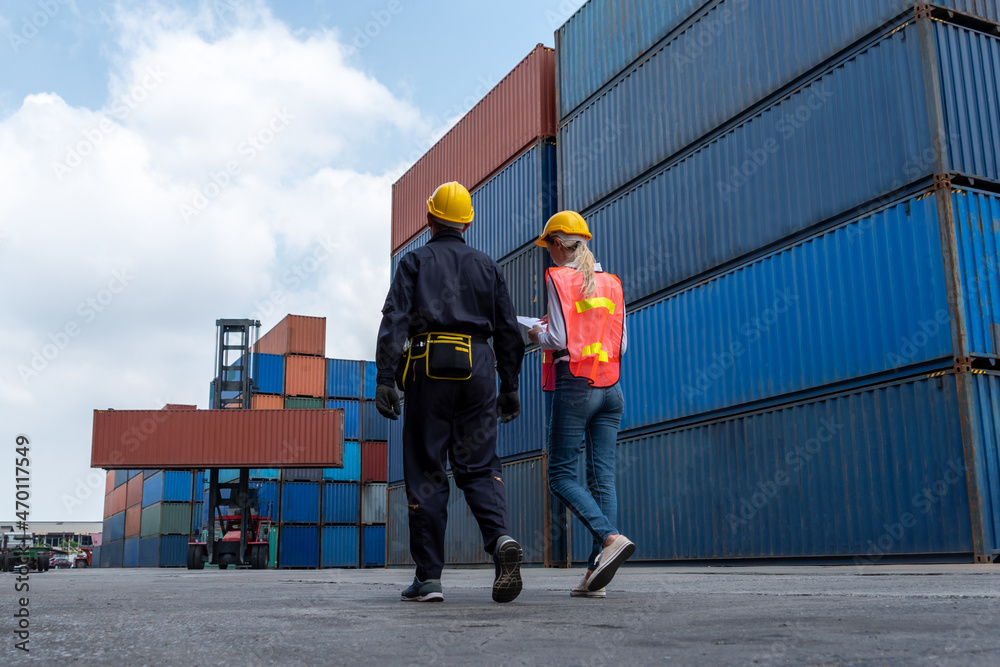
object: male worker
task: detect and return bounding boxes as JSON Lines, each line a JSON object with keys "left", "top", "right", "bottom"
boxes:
{"left": 375, "top": 181, "right": 525, "bottom": 603}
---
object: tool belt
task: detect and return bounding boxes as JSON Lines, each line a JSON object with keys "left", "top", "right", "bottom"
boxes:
{"left": 401, "top": 332, "right": 488, "bottom": 388}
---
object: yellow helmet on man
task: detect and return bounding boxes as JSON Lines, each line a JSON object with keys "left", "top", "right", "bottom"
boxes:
{"left": 427, "top": 182, "right": 474, "bottom": 225}
{"left": 535, "top": 210, "right": 592, "bottom": 247}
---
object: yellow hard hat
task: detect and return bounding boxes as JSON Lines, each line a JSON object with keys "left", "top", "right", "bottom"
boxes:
{"left": 427, "top": 182, "right": 474, "bottom": 224}
{"left": 535, "top": 210, "right": 592, "bottom": 247}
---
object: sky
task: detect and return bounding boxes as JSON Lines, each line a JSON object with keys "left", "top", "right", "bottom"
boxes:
{"left": 0, "top": 0, "right": 586, "bottom": 522}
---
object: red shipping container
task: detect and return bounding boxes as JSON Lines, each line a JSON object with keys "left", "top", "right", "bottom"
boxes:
{"left": 125, "top": 474, "right": 143, "bottom": 508}
{"left": 252, "top": 394, "right": 284, "bottom": 409}
{"left": 125, "top": 505, "right": 141, "bottom": 538}
{"left": 91, "top": 408, "right": 343, "bottom": 469}
{"left": 105, "top": 470, "right": 115, "bottom": 496}
{"left": 391, "top": 44, "right": 556, "bottom": 252}
{"left": 284, "top": 355, "right": 326, "bottom": 398}
{"left": 361, "top": 441, "right": 387, "bottom": 483}
{"left": 103, "top": 490, "right": 112, "bottom": 519}
{"left": 108, "top": 484, "right": 127, "bottom": 515}
{"left": 255, "top": 315, "right": 326, "bottom": 357}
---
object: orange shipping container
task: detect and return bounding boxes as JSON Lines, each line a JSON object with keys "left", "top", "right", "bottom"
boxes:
{"left": 108, "top": 484, "right": 127, "bottom": 515}
{"left": 255, "top": 315, "right": 326, "bottom": 357}
{"left": 284, "top": 355, "right": 326, "bottom": 398}
{"left": 125, "top": 505, "right": 141, "bottom": 538}
{"left": 252, "top": 394, "right": 284, "bottom": 410}
{"left": 391, "top": 45, "right": 556, "bottom": 252}
{"left": 105, "top": 470, "right": 115, "bottom": 496}
{"left": 125, "top": 474, "right": 143, "bottom": 508}
{"left": 91, "top": 408, "right": 344, "bottom": 469}
{"left": 103, "top": 490, "right": 112, "bottom": 519}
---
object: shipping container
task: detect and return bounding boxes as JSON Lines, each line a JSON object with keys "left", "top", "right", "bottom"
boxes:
{"left": 390, "top": 227, "right": 430, "bottom": 280}
{"left": 255, "top": 314, "right": 326, "bottom": 357}
{"left": 362, "top": 361, "right": 377, "bottom": 400}
{"left": 282, "top": 468, "right": 323, "bottom": 482}
{"left": 555, "top": 0, "right": 707, "bottom": 120}
{"left": 322, "top": 525, "right": 359, "bottom": 568}
{"left": 362, "top": 525, "right": 386, "bottom": 567}
{"left": 284, "top": 397, "right": 324, "bottom": 409}
{"left": 252, "top": 353, "right": 285, "bottom": 395}
{"left": 387, "top": 401, "right": 404, "bottom": 486}
{"left": 92, "top": 409, "right": 344, "bottom": 469}
{"left": 392, "top": 45, "right": 557, "bottom": 252}
{"left": 123, "top": 537, "right": 139, "bottom": 567}
{"left": 252, "top": 393, "right": 284, "bottom": 409}
{"left": 497, "top": 347, "right": 550, "bottom": 460}
{"left": 615, "top": 186, "right": 1000, "bottom": 432}
{"left": 327, "top": 359, "right": 364, "bottom": 399}
{"left": 91, "top": 545, "right": 101, "bottom": 568}
{"left": 128, "top": 469, "right": 142, "bottom": 480}
{"left": 323, "top": 441, "right": 361, "bottom": 482}
{"left": 580, "top": 19, "right": 1000, "bottom": 303}
{"left": 464, "top": 139, "right": 558, "bottom": 261}
{"left": 326, "top": 399, "right": 361, "bottom": 440}
{"left": 104, "top": 539, "right": 123, "bottom": 568}
{"left": 108, "top": 484, "right": 127, "bottom": 515}
{"left": 218, "top": 469, "right": 239, "bottom": 483}
{"left": 361, "top": 400, "right": 389, "bottom": 442}
{"left": 142, "top": 471, "right": 194, "bottom": 507}
{"left": 573, "top": 372, "right": 979, "bottom": 561}
{"left": 558, "top": 1, "right": 1000, "bottom": 212}
{"left": 323, "top": 482, "right": 360, "bottom": 525}
{"left": 250, "top": 481, "right": 280, "bottom": 520}
{"left": 105, "top": 470, "right": 115, "bottom": 496}
{"left": 962, "top": 371, "right": 1000, "bottom": 557}
{"left": 137, "top": 535, "right": 188, "bottom": 568}
{"left": 362, "top": 483, "right": 387, "bottom": 524}
{"left": 284, "top": 355, "right": 327, "bottom": 398}
{"left": 386, "top": 485, "right": 412, "bottom": 566}
{"left": 140, "top": 502, "right": 195, "bottom": 537}
{"left": 279, "top": 525, "right": 319, "bottom": 568}
{"left": 114, "top": 469, "right": 128, "bottom": 488}
{"left": 124, "top": 505, "right": 141, "bottom": 538}
{"left": 101, "top": 517, "right": 111, "bottom": 545}
{"left": 280, "top": 482, "right": 320, "bottom": 524}
{"left": 250, "top": 468, "right": 281, "bottom": 480}
{"left": 361, "top": 441, "right": 388, "bottom": 483}
{"left": 499, "top": 242, "right": 549, "bottom": 320}
{"left": 109, "top": 512, "right": 126, "bottom": 542}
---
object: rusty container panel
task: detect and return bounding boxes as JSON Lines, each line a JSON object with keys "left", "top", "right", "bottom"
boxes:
{"left": 124, "top": 505, "right": 141, "bottom": 538}
{"left": 125, "top": 474, "right": 143, "bottom": 509}
{"left": 284, "top": 355, "right": 327, "bottom": 398}
{"left": 108, "top": 484, "right": 127, "bottom": 515}
{"left": 255, "top": 314, "right": 326, "bottom": 357}
{"left": 252, "top": 394, "right": 284, "bottom": 410}
{"left": 361, "top": 441, "right": 387, "bottom": 483}
{"left": 91, "top": 408, "right": 344, "bottom": 468}
{"left": 105, "top": 470, "right": 114, "bottom": 496}
{"left": 391, "top": 45, "right": 556, "bottom": 253}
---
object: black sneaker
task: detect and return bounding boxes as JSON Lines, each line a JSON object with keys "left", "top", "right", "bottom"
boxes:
{"left": 492, "top": 536, "right": 523, "bottom": 603}
{"left": 400, "top": 577, "right": 444, "bottom": 602}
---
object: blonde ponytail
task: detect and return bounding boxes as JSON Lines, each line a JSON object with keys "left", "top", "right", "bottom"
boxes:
{"left": 568, "top": 242, "right": 597, "bottom": 298}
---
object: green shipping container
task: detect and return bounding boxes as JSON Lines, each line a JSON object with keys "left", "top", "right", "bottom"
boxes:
{"left": 284, "top": 397, "right": 324, "bottom": 409}
{"left": 140, "top": 502, "right": 195, "bottom": 537}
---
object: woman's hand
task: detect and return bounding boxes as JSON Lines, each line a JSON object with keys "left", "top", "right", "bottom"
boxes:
{"left": 528, "top": 325, "right": 543, "bottom": 344}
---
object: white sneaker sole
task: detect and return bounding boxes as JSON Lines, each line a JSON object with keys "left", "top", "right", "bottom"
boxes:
{"left": 588, "top": 538, "right": 635, "bottom": 591}
{"left": 400, "top": 592, "right": 444, "bottom": 602}
{"left": 570, "top": 589, "right": 606, "bottom": 598}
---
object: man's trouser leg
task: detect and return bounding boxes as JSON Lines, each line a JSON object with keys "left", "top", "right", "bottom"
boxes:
{"left": 450, "top": 345, "right": 511, "bottom": 555}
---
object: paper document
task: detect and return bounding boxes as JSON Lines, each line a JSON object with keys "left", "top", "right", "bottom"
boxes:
{"left": 517, "top": 316, "right": 547, "bottom": 331}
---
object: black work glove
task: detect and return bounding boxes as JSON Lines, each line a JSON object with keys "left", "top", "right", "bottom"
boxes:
{"left": 497, "top": 391, "right": 520, "bottom": 424}
{"left": 375, "top": 385, "right": 401, "bottom": 420}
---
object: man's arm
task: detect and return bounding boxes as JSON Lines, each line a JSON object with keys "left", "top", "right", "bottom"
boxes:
{"left": 375, "top": 254, "right": 417, "bottom": 388}
{"left": 493, "top": 266, "right": 525, "bottom": 393}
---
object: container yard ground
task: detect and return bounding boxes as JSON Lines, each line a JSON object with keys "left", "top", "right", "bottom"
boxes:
{"left": 6, "top": 564, "right": 999, "bottom": 665}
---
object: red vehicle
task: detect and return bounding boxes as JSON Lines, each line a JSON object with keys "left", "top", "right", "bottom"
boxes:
{"left": 74, "top": 547, "right": 93, "bottom": 568}
{"left": 187, "top": 513, "right": 271, "bottom": 570}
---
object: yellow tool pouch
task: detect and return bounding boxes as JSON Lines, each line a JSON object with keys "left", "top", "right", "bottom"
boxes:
{"left": 402, "top": 333, "right": 473, "bottom": 388}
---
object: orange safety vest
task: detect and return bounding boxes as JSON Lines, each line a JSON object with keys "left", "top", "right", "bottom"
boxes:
{"left": 542, "top": 266, "right": 625, "bottom": 391}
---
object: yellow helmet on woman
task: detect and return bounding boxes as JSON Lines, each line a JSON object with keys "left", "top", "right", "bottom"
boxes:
{"left": 535, "top": 210, "right": 592, "bottom": 247}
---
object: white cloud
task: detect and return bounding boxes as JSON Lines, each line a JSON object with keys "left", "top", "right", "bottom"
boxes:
{"left": 0, "top": 1, "right": 422, "bottom": 520}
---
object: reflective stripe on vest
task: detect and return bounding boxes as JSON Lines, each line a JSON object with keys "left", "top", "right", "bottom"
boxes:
{"left": 542, "top": 266, "right": 624, "bottom": 390}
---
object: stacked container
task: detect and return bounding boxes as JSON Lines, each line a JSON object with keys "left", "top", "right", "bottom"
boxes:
{"left": 385, "top": 44, "right": 560, "bottom": 567}
{"left": 550, "top": 0, "right": 1000, "bottom": 564}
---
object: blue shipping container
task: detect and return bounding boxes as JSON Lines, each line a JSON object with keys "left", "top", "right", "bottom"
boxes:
{"left": 142, "top": 471, "right": 194, "bottom": 507}
{"left": 252, "top": 353, "right": 284, "bottom": 395}
{"left": 327, "top": 358, "right": 364, "bottom": 399}
{"left": 104, "top": 540, "right": 123, "bottom": 568}
{"left": 250, "top": 481, "right": 280, "bottom": 520}
{"left": 499, "top": 242, "right": 549, "bottom": 320}
{"left": 391, "top": 228, "right": 431, "bottom": 279}
{"left": 362, "top": 360, "right": 377, "bottom": 400}
{"left": 323, "top": 441, "right": 361, "bottom": 482}
{"left": 279, "top": 525, "right": 319, "bottom": 568}
{"left": 361, "top": 400, "right": 389, "bottom": 442}
{"left": 322, "top": 525, "right": 359, "bottom": 567}
{"left": 250, "top": 468, "right": 281, "bottom": 480}
{"left": 581, "top": 20, "right": 1000, "bottom": 303}
{"left": 109, "top": 512, "right": 126, "bottom": 542}
{"left": 101, "top": 517, "right": 112, "bottom": 544}
{"left": 326, "top": 399, "right": 361, "bottom": 440}
{"left": 386, "top": 485, "right": 411, "bottom": 566}
{"left": 138, "top": 535, "right": 188, "bottom": 568}
{"left": 114, "top": 469, "right": 128, "bottom": 488}
{"left": 128, "top": 469, "right": 142, "bottom": 480}
{"left": 123, "top": 537, "right": 139, "bottom": 567}
{"left": 963, "top": 372, "right": 1000, "bottom": 557}
{"left": 558, "top": 1, "right": 1000, "bottom": 212}
{"left": 219, "top": 469, "right": 239, "bottom": 483}
{"left": 388, "top": 401, "right": 404, "bottom": 485}
{"left": 363, "top": 525, "right": 386, "bottom": 567}
{"left": 280, "top": 482, "right": 320, "bottom": 524}
{"left": 323, "top": 482, "right": 359, "bottom": 524}
{"left": 497, "top": 347, "right": 550, "bottom": 460}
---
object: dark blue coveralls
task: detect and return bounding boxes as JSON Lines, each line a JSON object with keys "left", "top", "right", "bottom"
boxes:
{"left": 375, "top": 229, "right": 524, "bottom": 581}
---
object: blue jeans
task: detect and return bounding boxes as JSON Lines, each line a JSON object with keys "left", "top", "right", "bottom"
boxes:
{"left": 547, "top": 364, "right": 625, "bottom": 569}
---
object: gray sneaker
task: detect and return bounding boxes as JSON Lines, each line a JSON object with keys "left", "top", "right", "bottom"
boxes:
{"left": 400, "top": 577, "right": 443, "bottom": 602}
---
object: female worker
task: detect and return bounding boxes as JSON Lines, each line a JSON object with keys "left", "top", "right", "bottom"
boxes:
{"left": 528, "top": 211, "right": 634, "bottom": 597}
